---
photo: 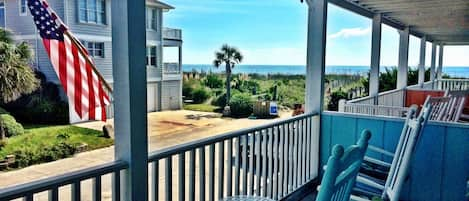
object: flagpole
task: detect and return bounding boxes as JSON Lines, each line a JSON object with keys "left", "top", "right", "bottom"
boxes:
{"left": 64, "top": 31, "right": 114, "bottom": 94}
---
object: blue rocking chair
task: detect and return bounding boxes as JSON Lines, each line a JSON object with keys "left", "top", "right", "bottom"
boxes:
{"left": 316, "top": 130, "right": 372, "bottom": 201}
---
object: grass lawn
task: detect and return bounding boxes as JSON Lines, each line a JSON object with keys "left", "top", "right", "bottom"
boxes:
{"left": 183, "top": 103, "right": 221, "bottom": 113}
{"left": 0, "top": 125, "right": 113, "bottom": 168}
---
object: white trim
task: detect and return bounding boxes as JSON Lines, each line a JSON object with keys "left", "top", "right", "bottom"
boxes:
{"left": 18, "top": 0, "right": 27, "bottom": 16}
{"left": 147, "top": 40, "right": 161, "bottom": 46}
{"left": 14, "top": 33, "right": 113, "bottom": 42}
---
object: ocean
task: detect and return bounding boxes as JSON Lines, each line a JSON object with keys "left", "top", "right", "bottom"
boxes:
{"left": 183, "top": 64, "right": 469, "bottom": 78}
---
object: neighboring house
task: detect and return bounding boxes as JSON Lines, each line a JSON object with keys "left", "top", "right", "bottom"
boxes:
{"left": 2, "top": 0, "right": 183, "bottom": 123}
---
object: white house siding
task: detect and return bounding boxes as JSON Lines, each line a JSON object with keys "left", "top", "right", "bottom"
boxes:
{"left": 161, "top": 80, "right": 181, "bottom": 110}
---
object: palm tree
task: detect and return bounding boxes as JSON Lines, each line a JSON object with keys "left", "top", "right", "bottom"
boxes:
{"left": 0, "top": 28, "right": 38, "bottom": 104}
{"left": 213, "top": 44, "right": 243, "bottom": 105}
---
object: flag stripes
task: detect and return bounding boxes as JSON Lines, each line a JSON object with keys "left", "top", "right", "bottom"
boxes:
{"left": 29, "top": 0, "right": 110, "bottom": 121}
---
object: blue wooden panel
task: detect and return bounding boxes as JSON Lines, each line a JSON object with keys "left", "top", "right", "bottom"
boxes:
{"left": 320, "top": 115, "right": 332, "bottom": 172}
{"left": 440, "top": 127, "right": 469, "bottom": 201}
{"left": 409, "top": 125, "right": 445, "bottom": 201}
{"left": 357, "top": 119, "right": 385, "bottom": 160}
{"left": 382, "top": 121, "right": 404, "bottom": 163}
{"left": 330, "top": 116, "right": 357, "bottom": 150}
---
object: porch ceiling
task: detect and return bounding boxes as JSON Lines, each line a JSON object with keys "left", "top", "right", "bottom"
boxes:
{"left": 329, "top": 0, "right": 469, "bottom": 45}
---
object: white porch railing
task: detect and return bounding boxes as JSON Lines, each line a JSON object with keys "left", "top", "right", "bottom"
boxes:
{"left": 0, "top": 113, "right": 318, "bottom": 201}
{"left": 163, "top": 63, "right": 180, "bottom": 74}
{"left": 0, "top": 161, "right": 127, "bottom": 201}
{"left": 339, "top": 100, "right": 409, "bottom": 118}
{"left": 147, "top": 112, "right": 318, "bottom": 201}
{"left": 348, "top": 88, "right": 406, "bottom": 107}
{"left": 163, "top": 28, "right": 182, "bottom": 41}
{"left": 436, "top": 79, "right": 469, "bottom": 91}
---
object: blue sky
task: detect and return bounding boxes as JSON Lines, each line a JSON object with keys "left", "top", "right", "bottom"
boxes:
{"left": 163, "top": 0, "right": 469, "bottom": 67}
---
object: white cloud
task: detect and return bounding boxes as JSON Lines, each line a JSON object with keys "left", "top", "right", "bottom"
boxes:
{"left": 328, "top": 27, "right": 371, "bottom": 40}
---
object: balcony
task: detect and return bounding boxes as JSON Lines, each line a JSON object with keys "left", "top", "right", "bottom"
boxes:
{"left": 163, "top": 62, "right": 180, "bottom": 74}
{"left": 163, "top": 28, "right": 182, "bottom": 41}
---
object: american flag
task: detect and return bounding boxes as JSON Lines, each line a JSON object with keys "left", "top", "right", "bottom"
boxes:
{"left": 27, "top": 0, "right": 111, "bottom": 121}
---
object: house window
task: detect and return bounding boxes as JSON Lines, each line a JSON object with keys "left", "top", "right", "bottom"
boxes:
{"left": 19, "top": 0, "right": 27, "bottom": 16}
{"left": 78, "top": 0, "right": 106, "bottom": 24}
{"left": 0, "top": 1, "right": 5, "bottom": 27}
{"left": 82, "top": 41, "right": 105, "bottom": 58}
{"left": 147, "top": 46, "right": 157, "bottom": 66}
{"left": 146, "top": 8, "right": 157, "bottom": 31}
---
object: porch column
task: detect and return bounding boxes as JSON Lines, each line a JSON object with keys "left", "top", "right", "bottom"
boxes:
{"left": 112, "top": 1, "right": 148, "bottom": 201}
{"left": 179, "top": 45, "right": 183, "bottom": 108}
{"left": 397, "top": 27, "right": 410, "bottom": 90}
{"left": 418, "top": 36, "right": 426, "bottom": 87}
{"left": 369, "top": 13, "right": 382, "bottom": 104}
{"left": 305, "top": 0, "right": 327, "bottom": 180}
{"left": 305, "top": 0, "right": 327, "bottom": 113}
{"left": 430, "top": 43, "right": 437, "bottom": 87}
{"left": 437, "top": 44, "right": 444, "bottom": 80}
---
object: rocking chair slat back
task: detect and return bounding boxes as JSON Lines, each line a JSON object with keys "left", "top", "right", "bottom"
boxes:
{"left": 316, "top": 130, "right": 372, "bottom": 201}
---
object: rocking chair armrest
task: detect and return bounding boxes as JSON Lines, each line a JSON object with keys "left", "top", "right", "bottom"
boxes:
{"left": 368, "top": 145, "right": 395, "bottom": 158}
{"left": 350, "top": 195, "right": 371, "bottom": 201}
{"left": 364, "top": 156, "right": 392, "bottom": 168}
{"left": 356, "top": 174, "right": 385, "bottom": 191}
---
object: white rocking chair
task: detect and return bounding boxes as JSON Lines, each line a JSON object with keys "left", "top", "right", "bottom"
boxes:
{"left": 351, "top": 102, "right": 432, "bottom": 201}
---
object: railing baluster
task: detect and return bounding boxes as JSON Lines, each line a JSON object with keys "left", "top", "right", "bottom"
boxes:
{"left": 279, "top": 124, "right": 285, "bottom": 198}
{"left": 93, "top": 176, "right": 102, "bottom": 201}
{"left": 165, "top": 157, "right": 172, "bottom": 201}
{"left": 272, "top": 126, "right": 279, "bottom": 200}
{"left": 72, "top": 181, "right": 81, "bottom": 201}
{"left": 255, "top": 131, "right": 261, "bottom": 196}
{"left": 248, "top": 132, "right": 255, "bottom": 196}
{"left": 227, "top": 139, "right": 233, "bottom": 197}
{"left": 178, "top": 153, "right": 185, "bottom": 201}
{"left": 218, "top": 141, "right": 225, "bottom": 200}
{"left": 189, "top": 150, "right": 196, "bottom": 201}
{"left": 234, "top": 136, "right": 241, "bottom": 196}
{"left": 297, "top": 119, "right": 303, "bottom": 186}
{"left": 302, "top": 119, "right": 307, "bottom": 184}
{"left": 288, "top": 122, "right": 294, "bottom": 193}
{"left": 242, "top": 134, "right": 248, "bottom": 195}
{"left": 306, "top": 117, "right": 311, "bottom": 179}
{"left": 24, "top": 193, "right": 33, "bottom": 201}
{"left": 209, "top": 144, "right": 215, "bottom": 201}
{"left": 199, "top": 147, "right": 206, "bottom": 201}
{"left": 267, "top": 127, "right": 273, "bottom": 198}
{"left": 48, "top": 187, "right": 58, "bottom": 201}
{"left": 261, "top": 130, "right": 267, "bottom": 197}
{"left": 151, "top": 161, "right": 158, "bottom": 201}
{"left": 293, "top": 120, "right": 299, "bottom": 189}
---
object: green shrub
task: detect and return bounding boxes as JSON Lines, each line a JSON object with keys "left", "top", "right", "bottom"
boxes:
{"left": 0, "top": 114, "right": 24, "bottom": 137}
{"left": 229, "top": 93, "right": 253, "bottom": 117}
{"left": 3, "top": 72, "right": 69, "bottom": 124}
{"left": 14, "top": 142, "right": 77, "bottom": 168}
{"left": 327, "top": 89, "right": 348, "bottom": 111}
{"left": 0, "top": 107, "right": 8, "bottom": 114}
{"left": 204, "top": 74, "right": 223, "bottom": 89}
{"left": 192, "top": 87, "right": 211, "bottom": 104}
{"left": 212, "top": 93, "right": 227, "bottom": 107}
{"left": 0, "top": 140, "right": 6, "bottom": 149}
